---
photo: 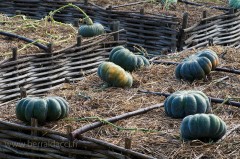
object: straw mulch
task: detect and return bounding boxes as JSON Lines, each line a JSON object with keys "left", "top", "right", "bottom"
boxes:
{"left": 92, "top": 0, "right": 227, "bottom": 27}
{"left": 1, "top": 44, "right": 239, "bottom": 158}
{"left": 0, "top": 14, "right": 77, "bottom": 59}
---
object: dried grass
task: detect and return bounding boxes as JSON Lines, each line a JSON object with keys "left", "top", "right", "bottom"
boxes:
{"left": 0, "top": 14, "right": 77, "bottom": 59}
{"left": 92, "top": 0, "right": 227, "bottom": 27}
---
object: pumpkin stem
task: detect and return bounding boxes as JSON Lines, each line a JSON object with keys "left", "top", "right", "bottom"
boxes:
{"left": 49, "top": 3, "right": 94, "bottom": 25}
{"left": 64, "top": 116, "right": 162, "bottom": 133}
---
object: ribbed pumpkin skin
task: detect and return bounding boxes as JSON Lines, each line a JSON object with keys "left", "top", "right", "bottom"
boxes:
{"left": 16, "top": 97, "right": 70, "bottom": 123}
{"left": 109, "top": 46, "right": 150, "bottom": 72}
{"left": 229, "top": 0, "right": 240, "bottom": 9}
{"left": 180, "top": 114, "right": 227, "bottom": 142}
{"left": 164, "top": 90, "right": 211, "bottom": 118}
{"left": 79, "top": 23, "right": 105, "bottom": 37}
{"left": 97, "top": 62, "right": 133, "bottom": 88}
{"left": 175, "top": 49, "right": 219, "bottom": 81}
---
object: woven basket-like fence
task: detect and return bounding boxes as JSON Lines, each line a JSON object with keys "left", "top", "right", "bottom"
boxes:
{"left": 182, "top": 9, "right": 240, "bottom": 50}
{"left": 0, "top": 32, "right": 125, "bottom": 104}
{"left": 0, "top": 119, "right": 155, "bottom": 159}
{"left": 0, "top": 0, "right": 179, "bottom": 55}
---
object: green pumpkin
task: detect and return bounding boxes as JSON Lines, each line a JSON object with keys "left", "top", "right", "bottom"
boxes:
{"left": 78, "top": 23, "right": 105, "bottom": 37}
{"left": 109, "top": 46, "right": 150, "bottom": 72}
{"left": 175, "top": 49, "right": 219, "bottom": 81}
{"left": 229, "top": 0, "right": 240, "bottom": 9}
{"left": 16, "top": 96, "right": 70, "bottom": 123}
{"left": 164, "top": 90, "right": 211, "bottom": 118}
{"left": 97, "top": 62, "right": 133, "bottom": 88}
{"left": 180, "top": 114, "right": 227, "bottom": 142}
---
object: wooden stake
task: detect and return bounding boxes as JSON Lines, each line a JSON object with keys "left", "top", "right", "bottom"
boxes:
{"left": 110, "top": 21, "right": 120, "bottom": 41}
{"left": 202, "top": 10, "right": 207, "bottom": 19}
{"left": 178, "top": 12, "right": 188, "bottom": 51}
{"left": 125, "top": 138, "right": 132, "bottom": 159}
{"left": 125, "top": 138, "right": 132, "bottom": 149}
{"left": 30, "top": 118, "right": 38, "bottom": 159}
{"left": 140, "top": 8, "right": 144, "bottom": 15}
{"left": 12, "top": 47, "right": 18, "bottom": 60}
{"left": 208, "top": 38, "right": 213, "bottom": 46}
{"left": 20, "top": 87, "right": 27, "bottom": 98}
{"left": 47, "top": 43, "right": 53, "bottom": 53}
{"left": 74, "top": 19, "right": 79, "bottom": 27}
{"left": 77, "top": 36, "right": 82, "bottom": 47}
{"left": 84, "top": 0, "right": 88, "bottom": 5}
{"left": 31, "top": 118, "right": 38, "bottom": 136}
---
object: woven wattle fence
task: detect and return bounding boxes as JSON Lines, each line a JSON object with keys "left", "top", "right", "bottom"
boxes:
{"left": 0, "top": 32, "right": 125, "bottom": 104}
{"left": 181, "top": 9, "right": 240, "bottom": 50}
{"left": 0, "top": 0, "right": 179, "bottom": 55}
{"left": 0, "top": 119, "right": 156, "bottom": 159}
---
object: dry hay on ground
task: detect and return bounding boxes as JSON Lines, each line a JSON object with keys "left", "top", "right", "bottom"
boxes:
{"left": 91, "top": 0, "right": 227, "bottom": 27}
{"left": 1, "top": 45, "right": 239, "bottom": 158}
{"left": 0, "top": 14, "right": 77, "bottom": 59}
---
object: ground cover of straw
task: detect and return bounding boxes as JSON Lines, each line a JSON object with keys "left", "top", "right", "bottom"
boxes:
{"left": 92, "top": 0, "right": 228, "bottom": 26}
{"left": 1, "top": 45, "right": 239, "bottom": 158}
{"left": 0, "top": 14, "right": 77, "bottom": 59}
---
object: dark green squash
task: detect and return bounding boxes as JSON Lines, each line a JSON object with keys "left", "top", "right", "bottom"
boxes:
{"left": 79, "top": 22, "right": 105, "bottom": 37}
{"left": 164, "top": 90, "right": 211, "bottom": 118}
{"left": 109, "top": 46, "right": 150, "bottom": 72}
{"left": 180, "top": 114, "right": 227, "bottom": 142}
{"left": 175, "top": 49, "right": 219, "bottom": 81}
{"left": 229, "top": 0, "right": 240, "bottom": 9}
{"left": 97, "top": 62, "right": 133, "bottom": 88}
{"left": 16, "top": 96, "right": 70, "bottom": 123}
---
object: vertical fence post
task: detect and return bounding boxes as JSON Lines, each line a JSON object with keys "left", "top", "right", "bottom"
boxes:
{"left": 66, "top": 125, "right": 76, "bottom": 157}
{"left": 77, "top": 35, "right": 82, "bottom": 47}
{"left": 208, "top": 38, "right": 213, "bottom": 46}
{"left": 110, "top": 21, "right": 120, "bottom": 41}
{"left": 12, "top": 47, "right": 19, "bottom": 89}
{"left": 47, "top": 43, "right": 53, "bottom": 88}
{"left": 30, "top": 118, "right": 38, "bottom": 159}
{"left": 84, "top": 0, "right": 88, "bottom": 5}
{"left": 20, "top": 87, "right": 27, "bottom": 98}
{"left": 124, "top": 138, "right": 132, "bottom": 159}
{"left": 31, "top": 118, "right": 38, "bottom": 136}
{"left": 202, "top": 10, "right": 207, "bottom": 19}
{"left": 47, "top": 43, "right": 53, "bottom": 54}
{"left": 74, "top": 19, "right": 79, "bottom": 27}
{"left": 140, "top": 8, "right": 144, "bottom": 15}
{"left": 202, "top": 10, "right": 212, "bottom": 46}
{"left": 178, "top": 12, "right": 188, "bottom": 51}
{"left": 12, "top": 47, "right": 18, "bottom": 60}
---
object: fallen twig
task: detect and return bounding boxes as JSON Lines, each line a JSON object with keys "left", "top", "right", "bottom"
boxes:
{"left": 70, "top": 103, "right": 164, "bottom": 138}
{"left": 0, "top": 31, "right": 48, "bottom": 51}
{"left": 66, "top": 116, "right": 161, "bottom": 133}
